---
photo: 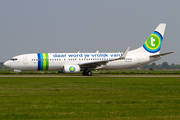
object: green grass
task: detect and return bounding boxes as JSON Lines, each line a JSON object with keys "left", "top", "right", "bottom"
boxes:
{"left": 1, "top": 69, "right": 180, "bottom": 75}
{"left": 0, "top": 77, "right": 180, "bottom": 120}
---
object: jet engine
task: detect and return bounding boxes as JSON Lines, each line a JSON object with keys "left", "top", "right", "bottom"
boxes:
{"left": 63, "top": 65, "right": 81, "bottom": 73}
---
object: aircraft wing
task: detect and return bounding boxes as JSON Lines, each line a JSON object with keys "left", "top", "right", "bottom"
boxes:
{"left": 79, "top": 60, "right": 109, "bottom": 69}
{"left": 150, "top": 52, "right": 174, "bottom": 58}
{"left": 79, "top": 47, "right": 130, "bottom": 69}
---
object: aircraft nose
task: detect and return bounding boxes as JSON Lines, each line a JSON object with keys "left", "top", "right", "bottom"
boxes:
{"left": 3, "top": 61, "right": 11, "bottom": 68}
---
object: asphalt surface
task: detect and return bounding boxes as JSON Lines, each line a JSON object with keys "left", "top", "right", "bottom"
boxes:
{"left": 0, "top": 75, "right": 180, "bottom": 77}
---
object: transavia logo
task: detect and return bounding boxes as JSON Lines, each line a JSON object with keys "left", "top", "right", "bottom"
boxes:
{"left": 69, "top": 66, "right": 75, "bottom": 72}
{"left": 143, "top": 31, "right": 163, "bottom": 53}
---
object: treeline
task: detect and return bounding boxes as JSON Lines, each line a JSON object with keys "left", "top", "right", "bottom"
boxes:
{"left": 0, "top": 62, "right": 4, "bottom": 68}
{"left": 0, "top": 62, "right": 8, "bottom": 69}
{"left": 139, "top": 62, "right": 180, "bottom": 69}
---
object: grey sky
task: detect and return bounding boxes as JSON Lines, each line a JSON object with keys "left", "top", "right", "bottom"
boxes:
{"left": 0, "top": 0, "right": 179, "bottom": 64}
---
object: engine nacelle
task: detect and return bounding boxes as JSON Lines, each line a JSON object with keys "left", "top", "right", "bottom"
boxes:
{"left": 63, "top": 65, "right": 81, "bottom": 73}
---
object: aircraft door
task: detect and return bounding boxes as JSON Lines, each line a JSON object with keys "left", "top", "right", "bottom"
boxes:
{"left": 23, "top": 56, "right": 28, "bottom": 65}
{"left": 137, "top": 55, "right": 141, "bottom": 64}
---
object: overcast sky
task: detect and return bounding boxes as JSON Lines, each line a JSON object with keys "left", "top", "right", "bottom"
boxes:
{"left": 0, "top": 0, "right": 179, "bottom": 64}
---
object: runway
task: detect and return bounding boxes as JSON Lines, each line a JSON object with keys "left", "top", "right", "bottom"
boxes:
{"left": 0, "top": 75, "right": 180, "bottom": 77}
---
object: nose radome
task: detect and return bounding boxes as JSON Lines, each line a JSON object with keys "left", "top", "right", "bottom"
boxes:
{"left": 3, "top": 61, "right": 11, "bottom": 68}
{"left": 3, "top": 62, "right": 7, "bottom": 66}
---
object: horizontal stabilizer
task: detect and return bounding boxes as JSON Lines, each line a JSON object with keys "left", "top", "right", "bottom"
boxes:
{"left": 150, "top": 52, "right": 174, "bottom": 58}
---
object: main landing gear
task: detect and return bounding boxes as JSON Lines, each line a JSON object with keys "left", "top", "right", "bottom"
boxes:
{"left": 83, "top": 70, "right": 92, "bottom": 76}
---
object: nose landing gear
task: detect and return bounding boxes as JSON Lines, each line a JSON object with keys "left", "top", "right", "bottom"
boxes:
{"left": 19, "top": 72, "right": 23, "bottom": 76}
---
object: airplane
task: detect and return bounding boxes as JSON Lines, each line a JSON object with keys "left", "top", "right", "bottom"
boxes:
{"left": 3, "top": 23, "right": 174, "bottom": 76}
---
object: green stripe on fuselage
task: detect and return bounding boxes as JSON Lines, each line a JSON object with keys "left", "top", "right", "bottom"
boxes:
{"left": 42, "top": 53, "right": 49, "bottom": 70}
{"left": 46, "top": 53, "right": 49, "bottom": 70}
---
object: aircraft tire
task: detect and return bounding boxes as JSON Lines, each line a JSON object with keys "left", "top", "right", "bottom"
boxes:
{"left": 83, "top": 71, "right": 87, "bottom": 76}
{"left": 87, "top": 71, "right": 92, "bottom": 76}
{"left": 83, "top": 70, "right": 92, "bottom": 76}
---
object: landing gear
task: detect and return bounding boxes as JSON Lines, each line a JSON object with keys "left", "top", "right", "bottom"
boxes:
{"left": 87, "top": 71, "right": 92, "bottom": 76}
{"left": 19, "top": 72, "right": 23, "bottom": 76}
{"left": 83, "top": 70, "right": 92, "bottom": 76}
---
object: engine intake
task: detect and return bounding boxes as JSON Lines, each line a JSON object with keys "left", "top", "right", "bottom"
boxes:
{"left": 63, "top": 65, "right": 80, "bottom": 73}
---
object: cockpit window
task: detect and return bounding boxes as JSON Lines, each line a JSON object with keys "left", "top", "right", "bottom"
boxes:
{"left": 10, "top": 58, "right": 18, "bottom": 61}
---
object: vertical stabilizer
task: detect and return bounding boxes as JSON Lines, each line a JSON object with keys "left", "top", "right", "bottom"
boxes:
{"left": 129, "top": 23, "right": 166, "bottom": 55}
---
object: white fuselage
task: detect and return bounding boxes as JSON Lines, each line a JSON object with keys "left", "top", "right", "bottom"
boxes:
{"left": 4, "top": 52, "right": 161, "bottom": 71}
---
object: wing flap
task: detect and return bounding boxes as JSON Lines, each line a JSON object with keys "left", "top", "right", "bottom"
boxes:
{"left": 79, "top": 60, "right": 108, "bottom": 67}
